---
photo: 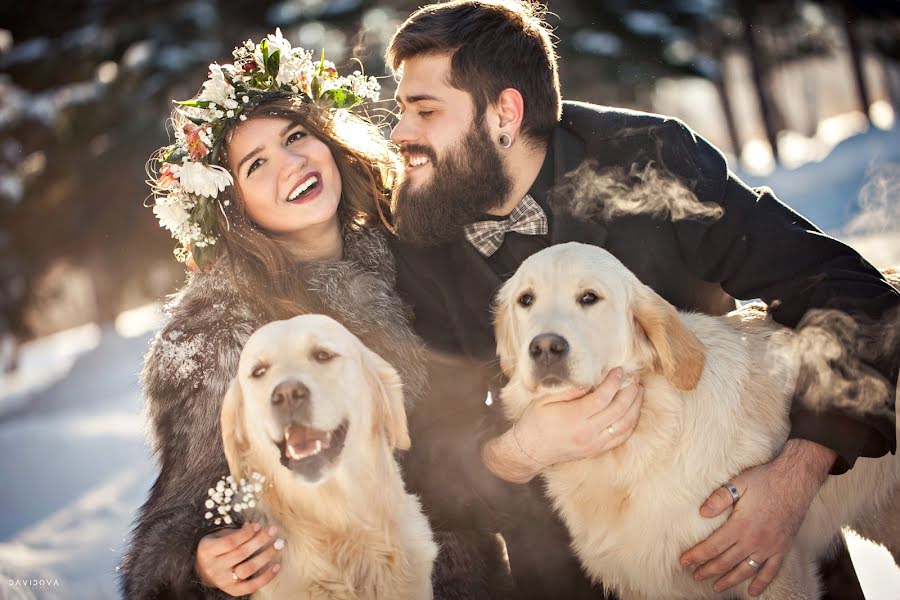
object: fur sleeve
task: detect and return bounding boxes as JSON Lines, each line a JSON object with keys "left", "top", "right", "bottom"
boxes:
{"left": 119, "top": 274, "right": 258, "bottom": 600}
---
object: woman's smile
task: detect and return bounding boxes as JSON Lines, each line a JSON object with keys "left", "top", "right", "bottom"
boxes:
{"left": 287, "top": 173, "right": 321, "bottom": 203}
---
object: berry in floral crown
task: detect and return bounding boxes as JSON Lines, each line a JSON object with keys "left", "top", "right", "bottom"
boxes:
{"left": 147, "top": 28, "right": 381, "bottom": 269}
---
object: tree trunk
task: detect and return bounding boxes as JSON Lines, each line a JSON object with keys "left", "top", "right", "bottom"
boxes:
{"left": 838, "top": 1, "right": 872, "bottom": 121}
{"left": 714, "top": 76, "right": 742, "bottom": 158}
{"left": 742, "top": 13, "right": 781, "bottom": 162}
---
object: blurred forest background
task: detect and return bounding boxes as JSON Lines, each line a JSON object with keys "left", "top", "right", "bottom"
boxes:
{"left": 1, "top": 0, "right": 899, "bottom": 363}
{"left": 2, "top": 2, "right": 900, "bottom": 597}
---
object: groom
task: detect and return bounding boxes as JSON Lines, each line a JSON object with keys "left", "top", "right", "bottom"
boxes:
{"left": 386, "top": 1, "right": 899, "bottom": 599}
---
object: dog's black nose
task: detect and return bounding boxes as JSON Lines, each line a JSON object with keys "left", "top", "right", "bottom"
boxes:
{"left": 529, "top": 333, "right": 569, "bottom": 365}
{"left": 271, "top": 380, "right": 310, "bottom": 410}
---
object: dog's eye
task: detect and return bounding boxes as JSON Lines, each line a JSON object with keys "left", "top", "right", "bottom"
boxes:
{"left": 251, "top": 364, "right": 268, "bottom": 378}
{"left": 313, "top": 350, "right": 335, "bottom": 363}
{"left": 517, "top": 293, "right": 534, "bottom": 307}
{"left": 579, "top": 291, "right": 601, "bottom": 306}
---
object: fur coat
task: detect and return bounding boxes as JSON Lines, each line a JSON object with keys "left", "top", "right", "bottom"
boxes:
{"left": 119, "top": 226, "right": 432, "bottom": 599}
{"left": 119, "top": 225, "right": 513, "bottom": 599}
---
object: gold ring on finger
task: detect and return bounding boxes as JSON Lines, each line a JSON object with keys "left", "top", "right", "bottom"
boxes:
{"left": 232, "top": 569, "right": 240, "bottom": 582}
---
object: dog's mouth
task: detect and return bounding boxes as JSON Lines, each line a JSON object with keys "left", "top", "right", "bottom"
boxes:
{"left": 277, "top": 419, "right": 348, "bottom": 482}
{"left": 539, "top": 375, "right": 566, "bottom": 388}
{"left": 527, "top": 372, "right": 593, "bottom": 396}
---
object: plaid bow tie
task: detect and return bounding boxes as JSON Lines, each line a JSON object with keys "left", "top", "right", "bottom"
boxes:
{"left": 463, "top": 194, "right": 549, "bottom": 257}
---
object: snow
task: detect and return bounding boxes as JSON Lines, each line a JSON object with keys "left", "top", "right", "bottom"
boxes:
{"left": 1, "top": 126, "right": 899, "bottom": 599}
{"left": 0, "top": 325, "right": 157, "bottom": 599}
{"left": 0, "top": 305, "right": 163, "bottom": 598}
{"left": 736, "top": 123, "right": 900, "bottom": 240}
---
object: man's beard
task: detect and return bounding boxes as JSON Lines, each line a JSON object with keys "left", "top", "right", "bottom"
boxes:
{"left": 392, "top": 117, "right": 513, "bottom": 246}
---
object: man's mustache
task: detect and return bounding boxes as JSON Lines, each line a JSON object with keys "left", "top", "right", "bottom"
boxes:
{"left": 400, "top": 144, "right": 438, "bottom": 164}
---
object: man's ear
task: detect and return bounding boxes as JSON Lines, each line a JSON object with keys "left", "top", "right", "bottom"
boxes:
{"left": 495, "top": 87, "right": 525, "bottom": 139}
{"left": 632, "top": 284, "right": 705, "bottom": 390}
{"left": 221, "top": 377, "right": 250, "bottom": 476}
{"left": 493, "top": 280, "right": 519, "bottom": 378}
{"left": 364, "top": 348, "right": 411, "bottom": 450}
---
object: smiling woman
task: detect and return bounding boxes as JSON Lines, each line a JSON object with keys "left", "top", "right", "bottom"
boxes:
{"left": 118, "top": 31, "right": 436, "bottom": 600}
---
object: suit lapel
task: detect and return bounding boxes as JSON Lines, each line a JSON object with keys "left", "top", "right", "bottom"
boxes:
{"left": 446, "top": 239, "right": 504, "bottom": 358}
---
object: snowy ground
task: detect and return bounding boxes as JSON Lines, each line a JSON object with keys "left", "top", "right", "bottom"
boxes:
{"left": 1, "top": 126, "right": 898, "bottom": 599}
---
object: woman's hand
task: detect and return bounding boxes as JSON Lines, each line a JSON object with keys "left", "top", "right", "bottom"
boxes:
{"left": 196, "top": 521, "right": 284, "bottom": 596}
{"left": 482, "top": 368, "right": 643, "bottom": 483}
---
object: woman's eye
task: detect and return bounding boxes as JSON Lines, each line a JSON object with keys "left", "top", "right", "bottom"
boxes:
{"left": 418, "top": 110, "right": 434, "bottom": 118}
{"left": 251, "top": 365, "right": 268, "bottom": 378}
{"left": 287, "top": 130, "right": 307, "bottom": 144}
{"left": 579, "top": 291, "right": 601, "bottom": 306}
{"left": 517, "top": 293, "right": 534, "bottom": 307}
{"left": 247, "top": 158, "right": 263, "bottom": 176}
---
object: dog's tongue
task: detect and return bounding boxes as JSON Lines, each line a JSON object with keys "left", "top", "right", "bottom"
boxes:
{"left": 284, "top": 425, "right": 331, "bottom": 461}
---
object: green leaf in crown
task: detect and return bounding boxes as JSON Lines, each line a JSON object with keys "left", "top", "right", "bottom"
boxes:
{"left": 331, "top": 88, "right": 349, "bottom": 108}
{"left": 266, "top": 49, "right": 281, "bottom": 79}
{"left": 192, "top": 243, "right": 217, "bottom": 271}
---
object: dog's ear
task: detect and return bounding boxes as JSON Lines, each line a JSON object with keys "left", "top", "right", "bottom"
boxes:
{"left": 221, "top": 376, "right": 250, "bottom": 475}
{"left": 493, "top": 281, "right": 519, "bottom": 378}
{"left": 363, "top": 348, "right": 411, "bottom": 450}
{"left": 632, "top": 284, "right": 705, "bottom": 390}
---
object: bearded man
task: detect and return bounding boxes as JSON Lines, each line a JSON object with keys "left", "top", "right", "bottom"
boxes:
{"left": 385, "top": 2, "right": 900, "bottom": 600}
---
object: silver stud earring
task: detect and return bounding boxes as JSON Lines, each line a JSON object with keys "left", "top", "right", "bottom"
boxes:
{"left": 498, "top": 132, "right": 512, "bottom": 148}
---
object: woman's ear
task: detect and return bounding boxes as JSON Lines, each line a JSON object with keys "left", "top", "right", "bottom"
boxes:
{"left": 221, "top": 377, "right": 250, "bottom": 476}
{"left": 632, "top": 284, "right": 705, "bottom": 390}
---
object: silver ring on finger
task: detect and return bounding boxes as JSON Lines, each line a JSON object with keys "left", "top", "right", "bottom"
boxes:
{"left": 724, "top": 482, "right": 740, "bottom": 505}
{"left": 232, "top": 569, "right": 241, "bottom": 582}
{"left": 747, "top": 558, "right": 761, "bottom": 570}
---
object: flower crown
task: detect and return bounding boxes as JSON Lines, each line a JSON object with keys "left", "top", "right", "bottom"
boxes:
{"left": 148, "top": 29, "right": 381, "bottom": 269}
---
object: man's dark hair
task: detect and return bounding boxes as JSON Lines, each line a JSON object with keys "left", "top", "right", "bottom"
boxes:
{"left": 387, "top": 0, "right": 562, "bottom": 144}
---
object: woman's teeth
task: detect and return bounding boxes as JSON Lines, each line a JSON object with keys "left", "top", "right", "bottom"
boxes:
{"left": 288, "top": 176, "right": 318, "bottom": 201}
{"left": 408, "top": 156, "right": 429, "bottom": 167}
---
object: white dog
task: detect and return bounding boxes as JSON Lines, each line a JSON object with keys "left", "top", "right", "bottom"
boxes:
{"left": 220, "top": 314, "right": 437, "bottom": 600}
{"left": 494, "top": 242, "right": 899, "bottom": 600}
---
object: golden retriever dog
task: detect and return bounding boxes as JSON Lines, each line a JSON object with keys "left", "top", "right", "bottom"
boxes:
{"left": 494, "top": 242, "right": 899, "bottom": 600}
{"left": 221, "top": 314, "right": 437, "bottom": 600}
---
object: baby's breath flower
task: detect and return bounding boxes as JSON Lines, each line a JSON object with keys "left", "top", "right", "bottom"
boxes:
{"left": 203, "top": 472, "right": 267, "bottom": 527}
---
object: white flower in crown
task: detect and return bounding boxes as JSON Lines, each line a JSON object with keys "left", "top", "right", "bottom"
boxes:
{"left": 276, "top": 48, "right": 315, "bottom": 88}
{"left": 199, "top": 63, "right": 234, "bottom": 108}
{"left": 153, "top": 196, "right": 192, "bottom": 235}
{"left": 266, "top": 28, "right": 293, "bottom": 58}
{"left": 177, "top": 162, "right": 233, "bottom": 199}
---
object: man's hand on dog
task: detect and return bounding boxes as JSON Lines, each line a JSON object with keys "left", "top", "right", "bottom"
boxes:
{"left": 482, "top": 368, "right": 643, "bottom": 483}
{"left": 196, "top": 521, "right": 284, "bottom": 596}
{"left": 680, "top": 439, "right": 837, "bottom": 596}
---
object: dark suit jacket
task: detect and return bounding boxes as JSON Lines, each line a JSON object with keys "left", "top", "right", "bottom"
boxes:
{"left": 392, "top": 102, "right": 899, "bottom": 599}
